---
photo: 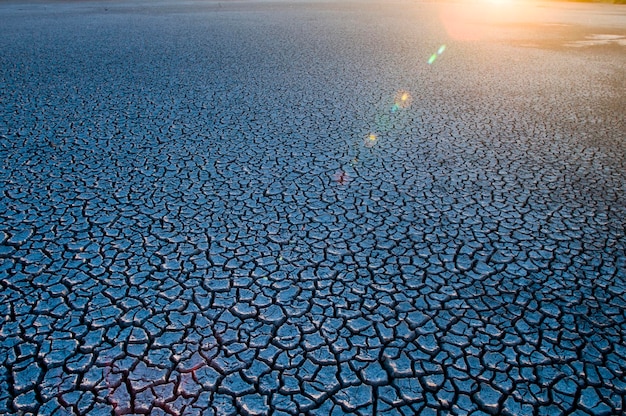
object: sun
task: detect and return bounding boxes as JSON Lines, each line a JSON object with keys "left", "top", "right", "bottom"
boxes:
{"left": 487, "top": 0, "right": 515, "bottom": 5}
{"left": 438, "top": 0, "right": 546, "bottom": 42}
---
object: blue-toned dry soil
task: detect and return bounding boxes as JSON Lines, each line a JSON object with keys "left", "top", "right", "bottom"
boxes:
{"left": 1, "top": 0, "right": 625, "bottom": 414}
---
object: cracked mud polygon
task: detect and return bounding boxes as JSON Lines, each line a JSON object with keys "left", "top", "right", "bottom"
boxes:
{"left": 1, "top": 0, "right": 625, "bottom": 415}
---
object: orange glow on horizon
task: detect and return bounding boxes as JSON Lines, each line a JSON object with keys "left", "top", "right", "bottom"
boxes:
{"left": 438, "top": 0, "right": 551, "bottom": 42}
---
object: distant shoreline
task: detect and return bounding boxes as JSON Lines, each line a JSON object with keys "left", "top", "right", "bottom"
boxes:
{"left": 555, "top": 0, "right": 626, "bottom": 5}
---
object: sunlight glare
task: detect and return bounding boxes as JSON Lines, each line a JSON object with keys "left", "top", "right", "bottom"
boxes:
{"left": 364, "top": 133, "right": 378, "bottom": 148}
{"left": 428, "top": 45, "right": 446, "bottom": 65}
{"left": 393, "top": 90, "right": 412, "bottom": 110}
{"left": 438, "top": 0, "right": 549, "bottom": 42}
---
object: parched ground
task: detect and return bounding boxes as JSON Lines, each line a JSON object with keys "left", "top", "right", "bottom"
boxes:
{"left": 1, "top": 0, "right": 625, "bottom": 415}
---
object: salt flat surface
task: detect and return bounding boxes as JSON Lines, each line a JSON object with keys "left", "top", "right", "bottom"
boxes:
{"left": 1, "top": 1, "right": 625, "bottom": 414}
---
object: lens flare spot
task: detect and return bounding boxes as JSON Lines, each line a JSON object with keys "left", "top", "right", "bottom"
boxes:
{"left": 390, "top": 90, "right": 412, "bottom": 113}
{"left": 394, "top": 90, "right": 412, "bottom": 109}
{"left": 333, "top": 170, "right": 351, "bottom": 185}
{"left": 364, "top": 133, "right": 378, "bottom": 148}
{"left": 428, "top": 45, "right": 446, "bottom": 65}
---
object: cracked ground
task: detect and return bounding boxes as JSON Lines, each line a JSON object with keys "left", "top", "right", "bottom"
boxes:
{"left": 1, "top": 0, "right": 625, "bottom": 415}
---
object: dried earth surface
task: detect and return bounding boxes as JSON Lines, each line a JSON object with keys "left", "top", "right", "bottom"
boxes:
{"left": 1, "top": 0, "right": 625, "bottom": 414}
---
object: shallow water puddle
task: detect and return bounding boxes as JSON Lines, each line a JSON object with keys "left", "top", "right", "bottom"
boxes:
{"left": 565, "top": 33, "right": 626, "bottom": 47}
